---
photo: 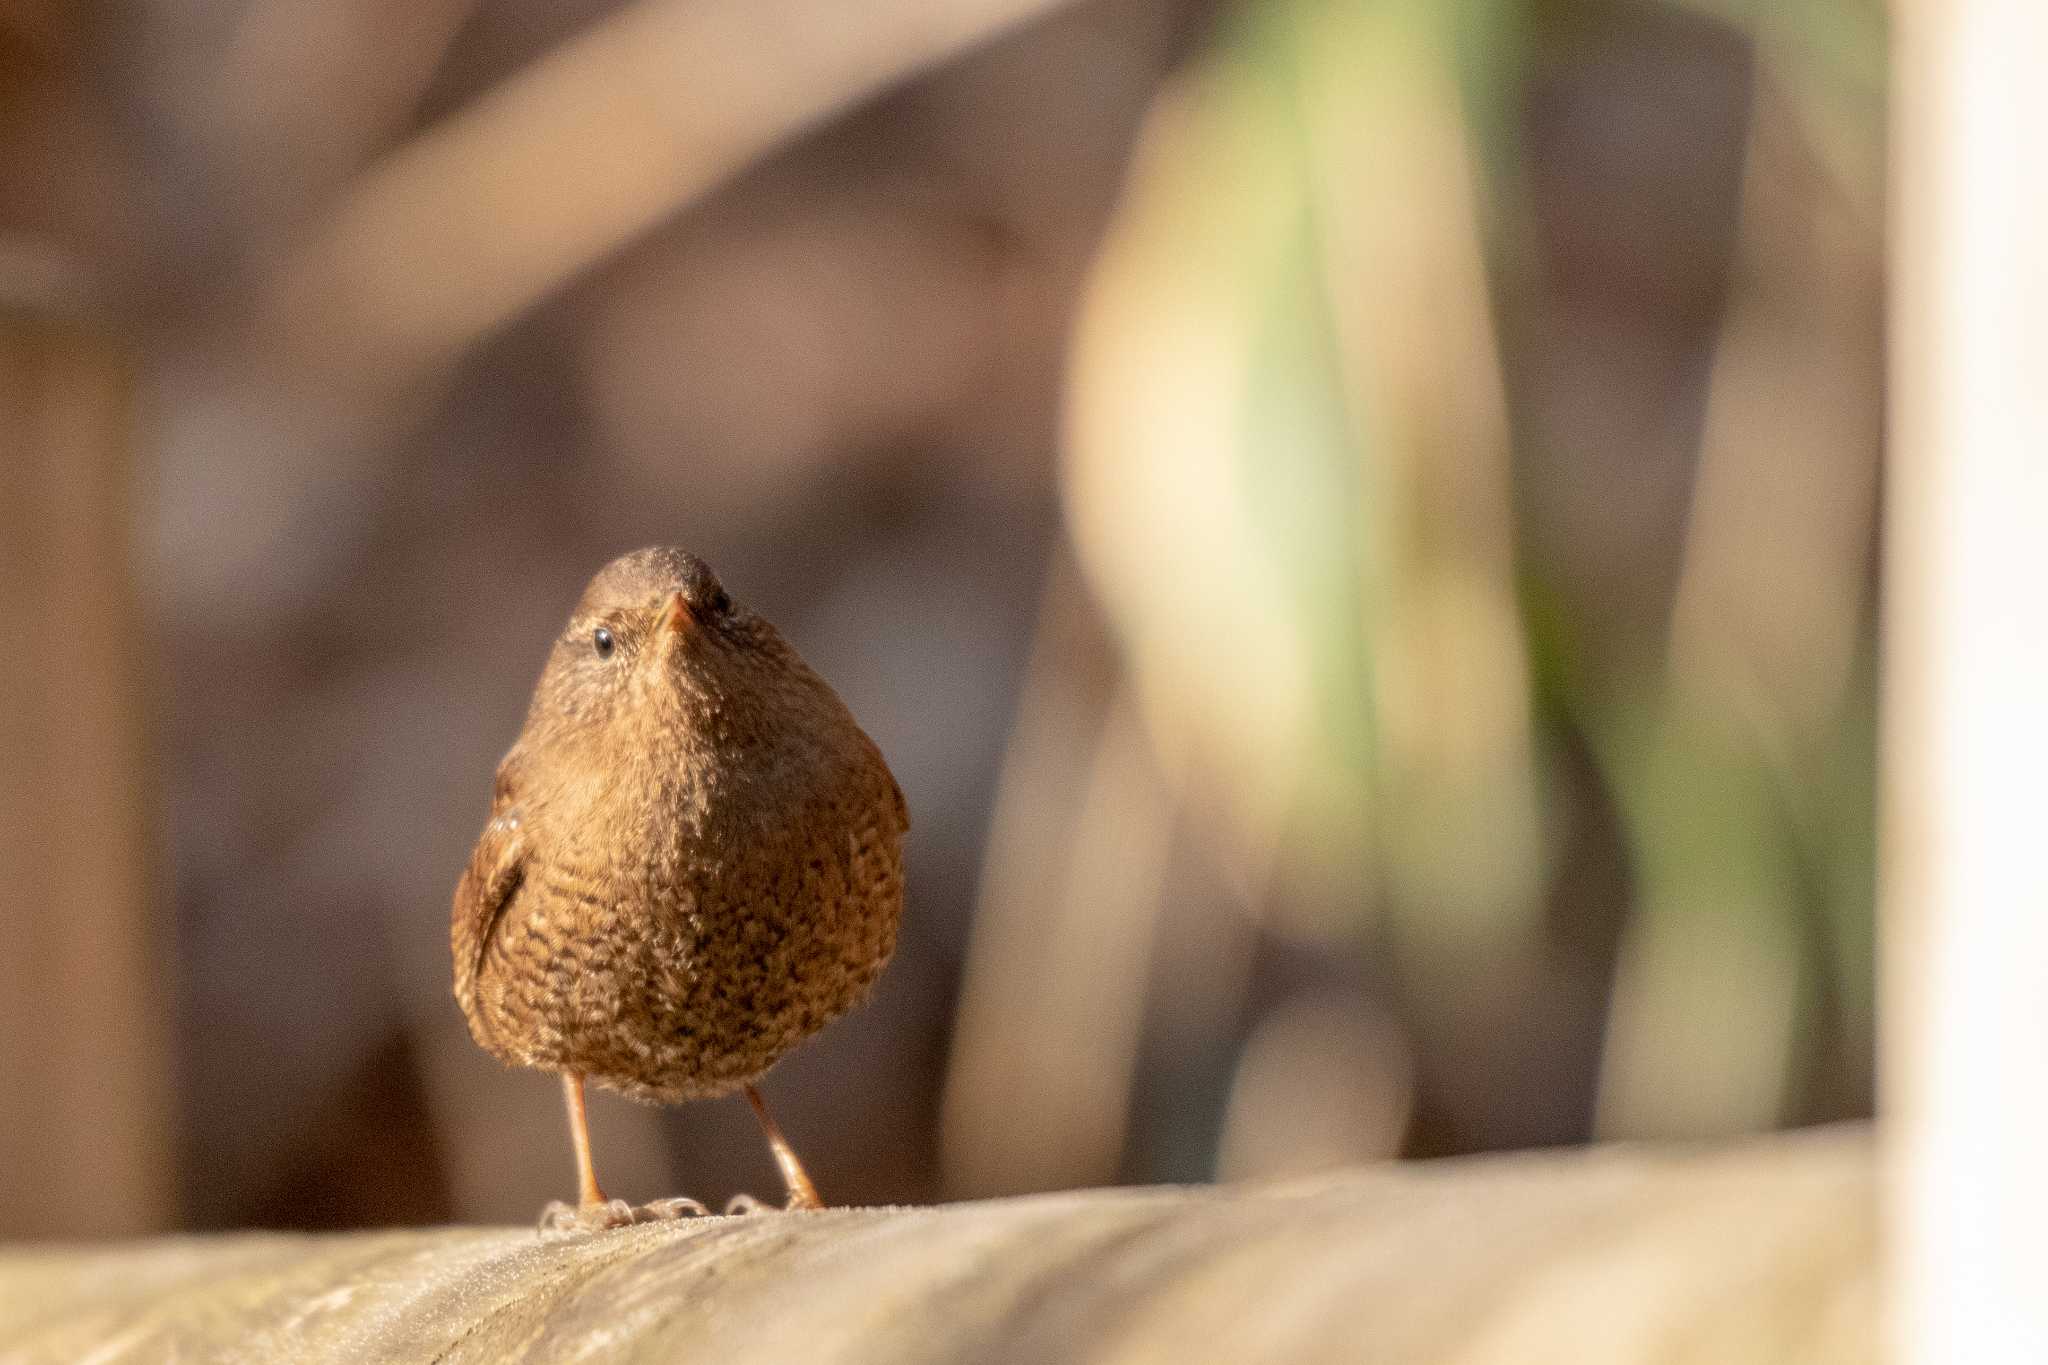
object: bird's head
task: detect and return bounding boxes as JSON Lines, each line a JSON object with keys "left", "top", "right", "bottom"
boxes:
{"left": 525, "top": 547, "right": 778, "bottom": 740}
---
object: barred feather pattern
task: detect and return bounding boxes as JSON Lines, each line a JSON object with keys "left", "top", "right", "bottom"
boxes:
{"left": 451, "top": 548, "right": 908, "bottom": 1104}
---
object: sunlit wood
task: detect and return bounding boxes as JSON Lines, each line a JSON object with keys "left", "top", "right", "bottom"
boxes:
{"left": 0, "top": 1129, "right": 1876, "bottom": 1361}
{"left": 1886, "top": 1, "right": 2048, "bottom": 1356}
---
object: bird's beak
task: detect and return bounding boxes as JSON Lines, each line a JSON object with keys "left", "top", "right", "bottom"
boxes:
{"left": 661, "top": 591, "right": 691, "bottom": 648}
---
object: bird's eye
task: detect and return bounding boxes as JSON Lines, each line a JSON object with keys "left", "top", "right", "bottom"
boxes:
{"left": 706, "top": 587, "right": 731, "bottom": 616}
{"left": 592, "top": 626, "right": 615, "bottom": 657}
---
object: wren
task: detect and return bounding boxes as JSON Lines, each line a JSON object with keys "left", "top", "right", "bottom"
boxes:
{"left": 451, "top": 547, "right": 907, "bottom": 1231}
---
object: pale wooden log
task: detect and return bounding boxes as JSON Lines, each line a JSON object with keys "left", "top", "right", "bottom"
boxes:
{"left": 0, "top": 1126, "right": 1874, "bottom": 1364}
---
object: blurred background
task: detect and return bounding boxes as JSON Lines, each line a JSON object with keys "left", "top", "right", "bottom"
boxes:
{"left": 0, "top": 0, "right": 1882, "bottom": 1238}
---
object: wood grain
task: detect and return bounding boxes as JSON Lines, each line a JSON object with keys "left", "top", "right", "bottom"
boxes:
{"left": 0, "top": 1126, "right": 1874, "bottom": 1363}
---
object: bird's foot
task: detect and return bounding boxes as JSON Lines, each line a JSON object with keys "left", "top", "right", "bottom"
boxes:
{"left": 539, "top": 1198, "right": 634, "bottom": 1237}
{"left": 723, "top": 1190, "right": 824, "bottom": 1215}
{"left": 538, "top": 1195, "right": 712, "bottom": 1238}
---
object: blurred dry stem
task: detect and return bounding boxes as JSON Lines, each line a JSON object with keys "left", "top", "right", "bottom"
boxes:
{"left": 1217, "top": 988, "right": 1414, "bottom": 1178}
{"left": 217, "top": 0, "right": 486, "bottom": 223}
{"left": 1296, "top": 6, "right": 1542, "bottom": 968}
{"left": 1594, "top": 64, "right": 1880, "bottom": 1142}
{"left": 253, "top": 0, "right": 1090, "bottom": 404}
{"left": 1066, "top": 2, "right": 1543, "bottom": 964}
{"left": 0, "top": 305, "right": 173, "bottom": 1237}
{"left": 1064, "top": 60, "right": 1326, "bottom": 904}
{"left": 943, "top": 562, "right": 1178, "bottom": 1196}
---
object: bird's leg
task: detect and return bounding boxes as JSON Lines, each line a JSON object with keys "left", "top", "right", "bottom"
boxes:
{"left": 538, "top": 1073, "right": 710, "bottom": 1236}
{"left": 565, "top": 1072, "right": 607, "bottom": 1207}
{"left": 734, "top": 1083, "right": 824, "bottom": 1211}
{"left": 538, "top": 1073, "right": 636, "bottom": 1235}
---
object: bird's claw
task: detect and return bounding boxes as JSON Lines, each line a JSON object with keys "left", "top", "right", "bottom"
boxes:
{"left": 537, "top": 1195, "right": 712, "bottom": 1238}
{"left": 723, "top": 1191, "right": 821, "bottom": 1215}
{"left": 538, "top": 1198, "right": 636, "bottom": 1238}
{"left": 538, "top": 1186, "right": 821, "bottom": 1235}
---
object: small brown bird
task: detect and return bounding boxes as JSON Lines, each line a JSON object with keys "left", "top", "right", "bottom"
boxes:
{"left": 452, "top": 547, "right": 907, "bottom": 1231}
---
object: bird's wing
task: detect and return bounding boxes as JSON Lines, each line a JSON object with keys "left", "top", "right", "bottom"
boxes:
{"left": 451, "top": 750, "right": 529, "bottom": 1014}
{"left": 887, "top": 768, "right": 910, "bottom": 833}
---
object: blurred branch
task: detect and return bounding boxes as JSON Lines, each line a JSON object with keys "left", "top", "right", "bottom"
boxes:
{"left": 252, "top": 0, "right": 1087, "bottom": 398}
{"left": 1062, "top": 0, "right": 1544, "bottom": 962}
{"left": 0, "top": 299, "right": 172, "bottom": 1238}
{"left": 1593, "top": 70, "right": 1881, "bottom": 1144}
{"left": 217, "top": 0, "right": 486, "bottom": 219}
{"left": 941, "top": 557, "right": 1174, "bottom": 1197}
{"left": 157, "top": 0, "right": 1090, "bottom": 628}
{"left": 0, "top": 1128, "right": 1874, "bottom": 1362}
{"left": 0, "top": 235, "right": 96, "bottom": 318}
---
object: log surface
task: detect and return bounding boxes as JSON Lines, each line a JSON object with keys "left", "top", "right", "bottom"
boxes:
{"left": 0, "top": 1126, "right": 1875, "bottom": 1364}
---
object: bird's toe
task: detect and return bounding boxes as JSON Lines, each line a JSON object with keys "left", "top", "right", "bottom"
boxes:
{"left": 537, "top": 1197, "right": 638, "bottom": 1238}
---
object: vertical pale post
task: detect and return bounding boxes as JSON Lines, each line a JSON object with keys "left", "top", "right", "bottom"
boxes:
{"left": 1887, "top": 2, "right": 2048, "bottom": 1358}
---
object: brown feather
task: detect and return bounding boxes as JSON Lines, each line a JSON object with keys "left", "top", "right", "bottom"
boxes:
{"left": 449, "top": 548, "right": 908, "bottom": 1104}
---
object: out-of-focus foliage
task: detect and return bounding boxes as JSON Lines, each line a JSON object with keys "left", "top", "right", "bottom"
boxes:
{"left": 1049, "top": 0, "right": 1883, "bottom": 1158}
{"left": 1066, "top": 0, "right": 1544, "bottom": 963}
{"left": 0, "top": 0, "right": 1887, "bottom": 1233}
